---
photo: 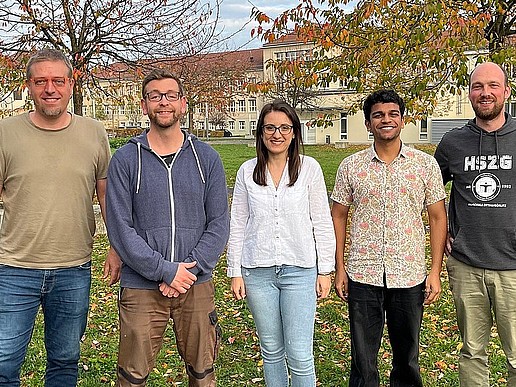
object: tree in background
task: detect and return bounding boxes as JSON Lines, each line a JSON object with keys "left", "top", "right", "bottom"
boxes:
{"left": 247, "top": 48, "right": 321, "bottom": 111}
{"left": 250, "top": 0, "right": 515, "bottom": 118}
{"left": 171, "top": 50, "right": 257, "bottom": 133}
{"left": 0, "top": 0, "right": 222, "bottom": 115}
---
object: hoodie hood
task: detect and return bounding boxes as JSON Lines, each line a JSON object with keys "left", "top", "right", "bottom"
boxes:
{"left": 465, "top": 113, "right": 516, "bottom": 137}
{"left": 129, "top": 129, "right": 206, "bottom": 193}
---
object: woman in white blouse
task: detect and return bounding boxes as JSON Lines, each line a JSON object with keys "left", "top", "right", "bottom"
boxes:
{"left": 227, "top": 100, "right": 336, "bottom": 387}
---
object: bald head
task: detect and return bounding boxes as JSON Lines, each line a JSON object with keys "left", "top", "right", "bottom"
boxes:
{"left": 469, "top": 62, "right": 508, "bottom": 90}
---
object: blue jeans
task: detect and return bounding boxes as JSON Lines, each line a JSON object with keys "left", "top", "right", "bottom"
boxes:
{"left": 243, "top": 265, "right": 317, "bottom": 387}
{"left": 0, "top": 262, "right": 91, "bottom": 387}
{"left": 348, "top": 277, "right": 425, "bottom": 387}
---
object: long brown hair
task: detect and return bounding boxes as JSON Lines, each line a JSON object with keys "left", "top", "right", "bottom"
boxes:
{"left": 253, "top": 100, "right": 303, "bottom": 186}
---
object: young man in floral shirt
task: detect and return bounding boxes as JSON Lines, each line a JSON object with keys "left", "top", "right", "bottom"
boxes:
{"left": 331, "top": 89, "right": 447, "bottom": 387}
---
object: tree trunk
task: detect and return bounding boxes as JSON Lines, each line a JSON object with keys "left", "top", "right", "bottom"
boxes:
{"left": 73, "top": 78, "right": 83, "bottom": 115}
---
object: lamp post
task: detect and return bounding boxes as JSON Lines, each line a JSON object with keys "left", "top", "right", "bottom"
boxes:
{"left": 205, "top": 101, "right": 209, "bottom": 140}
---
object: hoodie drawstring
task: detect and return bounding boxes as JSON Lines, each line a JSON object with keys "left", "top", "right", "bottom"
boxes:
{"left": 133, "top": 134, "right": 206, "bottom": 193}
{"left": 477, "top": 128, "right": 501, "bottom": 173}
{"left": 136, "top": 142, "right": 142, "bottom": 193}
{"left": 188, "top": 136, "right": 206, "bottom": 184}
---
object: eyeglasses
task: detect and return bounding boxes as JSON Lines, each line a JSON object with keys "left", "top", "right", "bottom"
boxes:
{"left": 145, "top": 91, "right": 182, "bottom": 102}
{"left": 263, "top": 124, "right": 293, "bottom": 135}
{"left": 29, "top": 77, "right": 70, "bottom": 88}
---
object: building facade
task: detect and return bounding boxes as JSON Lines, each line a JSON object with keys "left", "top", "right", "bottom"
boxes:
{"left": 1, "top": 45, "right": 511, "bottom": 145}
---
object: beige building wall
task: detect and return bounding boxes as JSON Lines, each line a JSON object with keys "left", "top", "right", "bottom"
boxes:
{"left": 5, "top": 48, "right": 510, "bottom": 145}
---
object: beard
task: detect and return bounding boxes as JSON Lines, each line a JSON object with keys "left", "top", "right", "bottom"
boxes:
{"left": 147, "top": 109, "right": 182, "bottom": 130}
{"left": 472, "top": 99, "right": 505, "bottom": 121}
{"left": 40, "top": 106, "right": 64, "bottom": 117}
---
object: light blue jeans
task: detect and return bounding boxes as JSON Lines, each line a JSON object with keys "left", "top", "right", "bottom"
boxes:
{"left": 243, "top": 265, "right": 317, "bottom": 387}
{"left": 0, "top": 263, "right": 91, "bottom": 387}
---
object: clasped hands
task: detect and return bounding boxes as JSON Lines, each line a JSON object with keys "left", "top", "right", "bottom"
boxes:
{"left": 159, "top": 261, "right": 197, "bottom": 298}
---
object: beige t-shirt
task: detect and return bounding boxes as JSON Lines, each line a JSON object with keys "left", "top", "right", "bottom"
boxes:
{"left": 0, "top": 112, "right": 111, "bottom": 269}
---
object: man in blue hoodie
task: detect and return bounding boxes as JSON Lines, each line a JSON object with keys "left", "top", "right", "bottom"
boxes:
{"left": 435, "top": 62, "right": 516, "bottom": 386}
{"left": 106, "top": 68, "right": 230, "bottom": 387}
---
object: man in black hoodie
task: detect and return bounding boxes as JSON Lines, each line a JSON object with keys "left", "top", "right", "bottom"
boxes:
{"left": 435, "top": 62, "right": 516, "bottom": 386}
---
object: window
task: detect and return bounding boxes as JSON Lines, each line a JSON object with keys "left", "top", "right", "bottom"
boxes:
{"left": 510, "top": 63, "right": 516, "bottom": 79}
{"left": 239, "top": 121, "right": 246, "bottom": 131}
{"left": 506, "top": 101, "right": 516, "bottom": 117}
{"left": 340, "top": 113, "right": 348, "bottom": 140}
{"left": 275, "top": 50, "right": 311, "bottom": 62}
{"left": 249, "top": 99, "right": 257, "bottom": 112}
{"left": 250, "top": 120, "right": 256, "bottom": 133}
{"left": 228, "top": 121, "right": 235, "bottom": 132}
{"left": 229, "top": 101, "right": 236, "bottom": 113}
{"left": 12, "top": 90, "right": 22, "bottom": 100}
{"left": 238, "top": 100, "right": 246, "bottom": 112}
{"left": 456, "top": 94, "right": 463, "bottom": 115}
{"left": 420, "top": 119, "right": 428, "bottom": 141}
{"left": 320, "top": 79, "right": 330, "bottom": 89}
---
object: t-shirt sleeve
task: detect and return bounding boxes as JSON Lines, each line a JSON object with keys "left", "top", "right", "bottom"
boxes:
{"left": 96, "top": 124, "right": 111, "bottom": 180}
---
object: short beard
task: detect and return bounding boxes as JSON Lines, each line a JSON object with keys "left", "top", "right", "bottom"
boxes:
{"left": 473, "top": 102, "right": 505, "bottom": 121}
{"left": 149, "top": 111, "right": 182, "bottom": 130}
{"left": 38, "top": 105, "right": 64, "bottom": 118}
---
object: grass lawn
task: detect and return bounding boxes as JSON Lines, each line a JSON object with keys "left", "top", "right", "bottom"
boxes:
{"left": 20, "top": 144, "right": 509, "bottom": 386}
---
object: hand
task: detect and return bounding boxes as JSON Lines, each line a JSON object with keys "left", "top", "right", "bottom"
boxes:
{"left": 231, "top": 277, "right": 246, "bottom": 300}
{"left": 445, "top": 233, "right": 454, "bottom": 256}
{"left": 316, "top": 275, "right": 331, "bottom": 299}
{"left": 424, "top": 271, "right": 442, "bottom": 305}
{"left": 334, "top": 269, "right": 349, "bottom": 302}
{"left": 169, "top": 261, "right": 197, "bottom": 294}
{"left": 102, "top": 247, "right": 121, "bottom": 286}
{"left": 159, "top": 282, "right": 180, "bottom": 298}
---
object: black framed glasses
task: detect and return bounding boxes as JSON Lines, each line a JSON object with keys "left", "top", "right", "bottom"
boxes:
{"left": 263, "top": 124, "right": 293, "bottom": 135}
{"left": 145, "top": 91, "right": 182, "bottom": 102}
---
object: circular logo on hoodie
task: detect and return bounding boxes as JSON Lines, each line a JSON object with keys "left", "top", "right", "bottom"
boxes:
{"left": 471, "top": 173, "right": 501, "bottom": 201}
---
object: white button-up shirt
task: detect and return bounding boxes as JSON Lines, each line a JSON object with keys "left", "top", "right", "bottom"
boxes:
{"left": 227, "top": 155, "right": 336, "bottom": 277}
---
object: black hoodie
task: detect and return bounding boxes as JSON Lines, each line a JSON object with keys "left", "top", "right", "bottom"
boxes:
{"left": 435, "top": 113, "right": 516, "bottom": 270}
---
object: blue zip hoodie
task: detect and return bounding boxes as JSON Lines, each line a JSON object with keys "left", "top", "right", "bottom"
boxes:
{"left": 106, "top": 130, "right": 230, "bottom": 289}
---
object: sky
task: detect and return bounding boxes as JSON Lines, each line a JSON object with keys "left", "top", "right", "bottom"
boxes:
{"left": 214, "top": 0, "right": 301, "bottom": 50}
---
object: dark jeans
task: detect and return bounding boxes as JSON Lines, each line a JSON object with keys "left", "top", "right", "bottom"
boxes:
{"left": 348, "top": 277, "right": 425, "bottom": 387}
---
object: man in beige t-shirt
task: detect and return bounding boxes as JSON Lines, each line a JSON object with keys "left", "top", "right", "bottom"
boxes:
{"left": 0, "top": 48, "right": 120, "bottom": 386}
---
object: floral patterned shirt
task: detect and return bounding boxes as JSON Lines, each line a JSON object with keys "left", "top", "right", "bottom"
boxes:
{"left": 331, "top": 144, "right": 446, "bottom": 288}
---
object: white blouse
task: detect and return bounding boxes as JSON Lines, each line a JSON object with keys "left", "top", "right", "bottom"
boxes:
{"left": 226, "top": 155, "right": 336, "bottom": 277}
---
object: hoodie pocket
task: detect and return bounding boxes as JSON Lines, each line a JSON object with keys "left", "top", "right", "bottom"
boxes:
{"left": 144, "top": 227, "right": 172, "bottom": 259}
